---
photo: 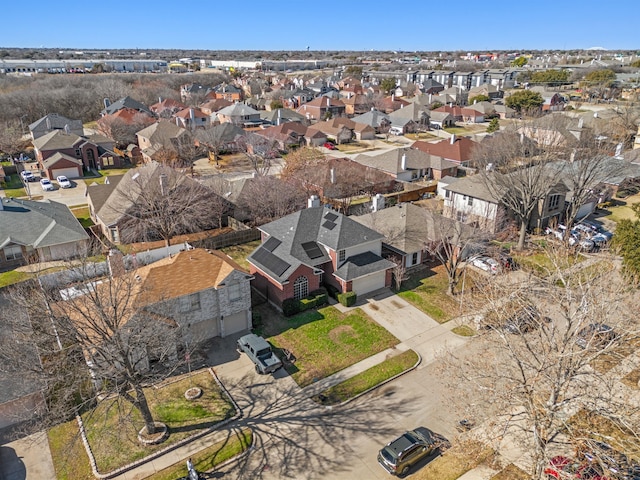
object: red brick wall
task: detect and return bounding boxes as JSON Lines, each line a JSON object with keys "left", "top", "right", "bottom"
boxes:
{"left": 385, "top": 269, "right": 393, "bottom": 288}
{"left": 250, "top": 263, "right": 320, "bottom": 308}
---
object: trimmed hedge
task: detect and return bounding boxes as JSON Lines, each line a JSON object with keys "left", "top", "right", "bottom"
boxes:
{"left": 337, "top": 291, "right": 357, "bottom": 307}
{"left": 326, "top": 284, "right": 339, "bottom": 299}
{"left": 282, "top": 298, "right": 300, "bottom": 317}
{"left": 283, "top": 287, "right": 332, "bottom": 315}
{"left": 310, "top": 288, "right": 328, "bottom": 306}
{"left": 299, "top": 297, "right": 317, "bottom": 311}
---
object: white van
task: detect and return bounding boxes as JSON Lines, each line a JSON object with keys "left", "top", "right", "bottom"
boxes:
{"left": 389, "top": 126, "right": 404, "bottom": 136}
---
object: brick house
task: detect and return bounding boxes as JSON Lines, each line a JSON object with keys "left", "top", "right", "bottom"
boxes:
{"left": 296, "top": 96, "right": 346, "bottom": 121}
{"left": 413, "top": 135, "right": 478, "bottom": 166}
{"left": 248, "top": 205, "right": 395, "bottom": 309}
{"left": 32, "top": 130, "right": 124, "bottom": 178}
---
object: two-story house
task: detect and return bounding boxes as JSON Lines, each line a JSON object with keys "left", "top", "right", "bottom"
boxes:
{"left": 32, "top": 130, "right": 124, "bottom": 178}
{"left": 64, "top": 248, "right": 253, "bottom": 374}
{"left": 442, "top": 172, "right": 568, "bottom": 233}
{"left": 248, "top": 204, "right": 395, "bottom": 309}
{"left": 216, "top": 103, "right": 261, "bottom": 126}
{"left": 296, "top": 96, "right": 346, "bottom": 121}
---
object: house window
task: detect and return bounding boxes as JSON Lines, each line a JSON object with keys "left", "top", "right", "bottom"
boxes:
{"left": 109, "top": 227, "right": 120, "bottom": 243}
{"left": 3, "top": 245, "right": 23, "bottom": 261}
{"left": 293, "top": 276, "right": 308, "bottom": 300}
{"left": 75, "top": 148, "right": 82, "bottom": 157}
{"left": 228, "top": 284, "right": 242, "bottom": 302}
{"left": 467, "top": 196, "right": 474, "bottom": 206}
{"left": 412, "top": 252, "right": 419, "bottom": 265}
{"left": 338, "top": 250, "right": 346, "bottom": 262}
{"left": 548, "top": 194, "right": 561, "bottom": 211}
{"left": 189, "top": 293, "right": 200, "bottom": 310}
{"left": 445, "top": 190, "right": 451, "bottom": 199}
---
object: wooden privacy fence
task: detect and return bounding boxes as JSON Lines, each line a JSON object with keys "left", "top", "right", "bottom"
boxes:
{"left": 191, "top": 227, "right": 260, "bottom": 250}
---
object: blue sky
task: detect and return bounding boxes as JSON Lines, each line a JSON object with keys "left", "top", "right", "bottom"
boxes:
{"left": 1, "top": 0, "right": 638, "bottom": 51}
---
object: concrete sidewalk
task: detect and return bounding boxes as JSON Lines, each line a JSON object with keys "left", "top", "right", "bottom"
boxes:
{"left": 300, "top": 344, "right": 412, "bottom": 398}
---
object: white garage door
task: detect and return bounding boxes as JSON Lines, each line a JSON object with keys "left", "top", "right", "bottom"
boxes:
{"left": 52, "top": 167, "right": 81, "bottom": 179}
{"left": 351, "top": 271, "right": 386, "bottom": 297}
{"left": 222, "top": 311, "right": 249, "bottom": 337}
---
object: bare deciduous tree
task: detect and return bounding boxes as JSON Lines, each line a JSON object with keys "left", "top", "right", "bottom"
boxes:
{"left": 237, "top": 134, "right": 279, "bottom": 177}
{"left": 420, "top": 210, "right": 483, "bottom": 295}
{"left": 0, "top": 259, "right": 195, "bottom": 436}
{"left": 113, "top": 165, "right": 227, "bottom": 246}
{"left": 96, "top": 112, "right": 155, "bottom": 148}
{"left": 238, "top": 176, "right": 307, "bottom": 226}
{"left": 473, "top": 126, "right": 564, "bottom": 250}
{"left": 441, "top": 249, "right": 639, "bottom": 479}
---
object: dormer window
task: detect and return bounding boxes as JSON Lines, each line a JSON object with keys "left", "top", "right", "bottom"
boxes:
{"left": 338, "top": 250, "right": 346, "bottom": 262}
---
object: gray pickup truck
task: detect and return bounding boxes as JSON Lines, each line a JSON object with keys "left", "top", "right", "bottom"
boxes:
{"left": 237, "top": 333, "right": 283, "bottom": 374}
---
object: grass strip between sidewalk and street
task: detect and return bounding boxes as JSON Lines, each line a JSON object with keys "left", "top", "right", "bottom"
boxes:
{"left": 145, "top": 428, "right": 252, "bottom": 480}
{"left": 313, "top": 349, "right": 419, "bottom": 405}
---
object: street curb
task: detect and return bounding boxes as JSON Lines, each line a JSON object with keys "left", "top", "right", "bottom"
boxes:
{"left": 316, "top": 349, "right": 422, "bottom": 408}
{"left": 77, "top": 367, "right": 243, "bottom": 479}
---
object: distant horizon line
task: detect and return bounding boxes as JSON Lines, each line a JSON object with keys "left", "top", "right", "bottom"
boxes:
{"left": 1, "top": 46, "right": 639, "bottom": 53}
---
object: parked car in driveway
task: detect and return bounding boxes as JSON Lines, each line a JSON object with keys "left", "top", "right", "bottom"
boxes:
{"left": 20, "top": 170, "right": 36, "bottom": 182}
{"left": 378, "top": 427, "right": 444, "bottom": 476}
{"left": 40, "top": 178, "right": 55, "bottom": 191}
{"left": 471, "top": 256, "right": 499, "bottom": 274}
{"left": 56, "top": 175, "right": 72, "bottom": 188}
{"left": 323, "top": 142, "right": 337, "bottom": 150}
{"left": 237, "top": 333, "right": 282, "bottom": 374}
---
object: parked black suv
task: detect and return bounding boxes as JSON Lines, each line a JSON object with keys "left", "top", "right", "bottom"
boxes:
{"left": 378, "top": 427, "right": 442, "bottom": 476}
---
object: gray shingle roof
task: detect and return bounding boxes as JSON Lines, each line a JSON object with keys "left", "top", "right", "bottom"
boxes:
{"left": 42, "top": 152, "right": 83, "bottom": 169}
{"left": 101, "top": 96, "right": 153, "bottom": 116}
{"left": 32, "top": 130, "right": 83, "bottom": 151}
{"left": 248, "top": 207, "right": 384, "bottom": 283}
{"left": 29, "top": 113, "right": 83, "bottom": 134}
{"left": 0, "top": 197, "right": 89, "bottom": 249}
{"left": 216, "top": 103, "right": 259, "bottom": 117}
{"left": 333, "top": 251, "right": 395, "bottom": 282}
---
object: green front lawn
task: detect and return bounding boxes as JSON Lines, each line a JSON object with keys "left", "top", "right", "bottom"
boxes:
{"left": 49, "top": 371, "right": 235, "bottom": 477}
{"left": 603, "top": 193, "right": 640, "bottom": 223}
{"left": 267, "top": 306, "right": 399, "bottom": 387}
{"left": 0, "top": 270, "right": 30, "bottom": 288}
{"left": 512, "top": 249, "right": 585, "bottom": 277}
{"left": 396, "top": 265, "right": 460, "bottom": 323}
{"left": 83, "top": 168, "right": 132, "bottom": 185}
{"left": 146, "top": 429, "right": 252, "bottom": 480}
{"left": 314, "top": 349, "right": 418, "bottom": 405}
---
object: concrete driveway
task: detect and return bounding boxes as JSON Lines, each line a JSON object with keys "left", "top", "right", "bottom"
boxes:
{"left": 0, "top": 431, "right": 55, "bottom": 480}
{"left": 25, "top": 179, "right": 88, "bottom": 207}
